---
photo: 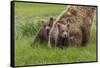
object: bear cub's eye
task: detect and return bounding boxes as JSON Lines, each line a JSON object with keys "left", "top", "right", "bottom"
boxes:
{"left": 43, "top": 24, "right": 46, "bottom": 28}
{"left": 48, "top": 24, "right": 51, "bottom": 26}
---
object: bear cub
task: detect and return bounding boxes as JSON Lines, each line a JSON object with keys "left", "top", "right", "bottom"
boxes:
{"left": 37, "top": 17, "right": 54, "bottom": 42}
{"left": 49, "top": 23, "right": 69, "bottom": 48}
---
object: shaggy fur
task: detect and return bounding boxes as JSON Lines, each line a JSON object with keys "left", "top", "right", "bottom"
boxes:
{"left": 48, "top": 5, "right": 96, "bottom": 48}
{"left": 37, "top": 17, "right": 54, "bottom": 42}
{"left": 49, "top": 23, "right": 69, "bottom": 48}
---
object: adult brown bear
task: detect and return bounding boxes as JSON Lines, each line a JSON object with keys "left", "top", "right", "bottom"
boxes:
{"left": 67, "top": 6, "right": 96, "bottom": 46}
{"left": 48, "top": 5, "right": 96, "bottom": 48}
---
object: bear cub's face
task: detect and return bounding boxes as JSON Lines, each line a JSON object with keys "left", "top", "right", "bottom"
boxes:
{"left": 58, "top": 23, "right": 69, "bottom": 39}
{"left": 42, "top": 17, "right": 54, "bottom": 34}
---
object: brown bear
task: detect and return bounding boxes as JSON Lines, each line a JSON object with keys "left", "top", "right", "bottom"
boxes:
{"left": 68, "top": 23, "right": 82, "bottom": 46}
{"left": 66, "top": 6, "right": 95, "bottom": 46}
{"left": 37, "top": 17, "right": 54, "bottom": 42}
{"left": 67, "top": 6, "right": 96, "bottom": 46}
{"left": 48, "top": 5, "right": 96, "bottom": 48}
{"left": 48, "top": 23, "right": 70, "bottom": 48}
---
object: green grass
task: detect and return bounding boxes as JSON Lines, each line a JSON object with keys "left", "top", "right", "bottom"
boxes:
{"left": 15, "top": 2, "right": 97, "bottom": 66}
{"left": 15, "top": 2, "right": 66, "bottom": 17}
{"left": 15, "top": 38, "right": 96, "bottom": 66}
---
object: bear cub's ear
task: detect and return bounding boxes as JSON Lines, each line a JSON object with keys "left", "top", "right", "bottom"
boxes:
{"left": 57, "top": 23, "right": 61, "bottom": 29}
{"left": 49, "top": 17, "right": 54, "bottom": 25}
{"left": 49, "top": 17, "right": 54, "bottom": 21}
{"left": 49, "top": 17, "right": 54, "bottom": 24}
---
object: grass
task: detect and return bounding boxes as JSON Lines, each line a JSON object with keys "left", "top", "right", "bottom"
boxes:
{"left": 14, "top": 2, "right": 97, "bottom": 66}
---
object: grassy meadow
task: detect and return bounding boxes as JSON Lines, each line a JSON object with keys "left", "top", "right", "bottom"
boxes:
{"left": 15, "top": 2, "right": 97, "bottom": 66}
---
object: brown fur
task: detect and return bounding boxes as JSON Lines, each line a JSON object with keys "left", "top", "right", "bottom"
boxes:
{"left": 49, "top": 23, "right": 69, "bottom": 48}
{"left": 37, "top": 17, "right": 54, "bottom": 42}
{"left": 48, "top": 6, "right": 96, "bottom": 48}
